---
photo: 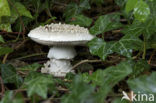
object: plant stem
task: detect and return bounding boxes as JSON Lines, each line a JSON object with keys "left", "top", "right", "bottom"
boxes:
{"left": 142, "top": 34, "right": 146, "bottom": 59}
{"left": 16, "top": 53, "right": 47, "bottom": 60}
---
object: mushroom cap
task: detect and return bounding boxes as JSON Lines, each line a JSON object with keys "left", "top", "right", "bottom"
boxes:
{"left": 28, "top": 23, "right": 94, "bottom": 46}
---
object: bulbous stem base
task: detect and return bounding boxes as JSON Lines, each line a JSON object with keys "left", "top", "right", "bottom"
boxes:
{"left": 41, "top": 59, "right": 74, "bottom": 77}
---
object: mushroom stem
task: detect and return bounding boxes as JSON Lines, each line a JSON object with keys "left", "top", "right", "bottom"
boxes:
{"left": 47, "top": 46, "right": 77, "bottom": 59}
{"left": 41, "top": 46, "right": 76, "bottom": 77}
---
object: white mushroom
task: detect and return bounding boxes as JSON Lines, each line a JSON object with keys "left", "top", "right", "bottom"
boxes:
{"left": 28, "top": 23, "right": 94, "bottom": 77}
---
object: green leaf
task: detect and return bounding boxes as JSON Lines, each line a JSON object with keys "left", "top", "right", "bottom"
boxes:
{"left": 0, "top": 2, "right": 33, "bottom": 25}
{"left": 64, "top": 1, "right": 91, "bottom": 22}
{"left": 61, "top": 75, "right": 95, "bottom": 103}
{"left": 88, "top": 38, "right": 112, "bottom": 60}
{"left": 148, "top": 34, "right": 156, "bottom": 49}
{"left": 88, "top": 33, "right": 143, "bottom": 60}
{"left": 64, "top": 3, "right": 81, "bottom": 21}
{"left": 89, "top": 13, "right": 122, "bottom": 35}
{"left": 13, "top": 2, "right": 33, "bottom": 18}
{"left": 87, "top": 60, "right": 133, "bottom": 86}
{"left": 88, "top": 38, "right": 106, "bottom": 55}
{"left": 12, "top": 95, "right": 25, "bottom": 103}
{"left": 0, "top": 47, "right": 13, "bottom": 56}
{"left": 0, "top": 91, "right": 24, "bottom": 103}
{"left": 122, "top": 22, "right": 144, "bottom": 37}
{"left": 0, "top": 0, "right": 11, "bottom": 22}
{"left": 123, "top": 19, "right": 156, "bottom": 40}
{"left": 128, "top": 72, "right": 156, "bottom": 95}
{"left": 113, "top": 33, "right": 143, "bottom": 57}
{"left": 0, "top": 23, "right": 12, "bottom": 32}
{"left": 0, "top": 35, "right": 5, "bottom": 43}
{"left": 79, "top": 0, "right": 91, "bottom": 9}
{"left": 69, "top": 15, "right": 92, "bottom": 27}
{"left": 133, "top": 0, "right": 150, "bottom": 22}
{"left": 17, "top": 63, "right": 42, "bottom": 71}
{"left": 0, "top": 64, "right": 23, "bottom": 87}
{"left": 125, "top": 0, "right": 138, "bottom": 13}
{"left": 147, "top": 0, "right": 156, "bottom": 15}
{"left": 0, "top": 91, "right": 13, "bottom": 103}
{"left": 24, "top": 72, "right": 54, "bottom": 99}
{"left": 115, "top": 0, "right": 127, "bottom": 8}
{"left": 131, "top": 59, "right": 150, "bottom": 77}
{"left": 82, "top": 60, "right": 133, "bottom": 102}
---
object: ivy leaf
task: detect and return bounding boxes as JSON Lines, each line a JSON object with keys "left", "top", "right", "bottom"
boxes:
{"left": 147, "top": 34, "right": 156, "bottom": 49}
{"left": 125, "top": 0, "right": 138, "bottom": 13}
{"left": 115, "top": 0, "right": 127, "bottom": 8}
{"left": 0, "top": 64, "right": 23, "bottom": 87}
{"left": 17, "top": 63, "right": 42, "bottom": 71}
{"left": 122, "top": 22, "right": 144, "bottom": 37}
{"left": 64, "top": 3, "right": 81, "bottom": 21}
{"left": 69, "top": 15, "right": 92, "bottom": 27}
{"left": 0, "top": 47, "right": 13, "bottom": 56}
{"left": 128, "top": 72, "right": 156, "bottom": 94}
{"left": 113, "top": 33, "right": 143, "bottom": 57}
{"left": 1, "top": 2, "right": 33, "bottom": 24}
{"left": 0, "top": 91, "right": 13, "bottom": 103}
{"left": 131, "top": 59, "right": 150, "bottom": 78}
{"left": 133, "top": 0, "right": 150, "bottom": 22}
{"left": 0, "top": 91, "right": 24, "bottom": 103}
{"left": 61, "top": 75, "right": 95, "bottom": 103}
{"left": 88, "top": 33, "right": 143, "bottom": 60}
{"left": 123, "top": 19, "right": 156, "bottom": 40}
{"left": 89, "top": 13, "right": 122, "bottom": 35}
{"left": 85, "top": 60, "right": 133, "bottom": 86}
{"left": 88, "top": 38, "right": 113, "bottom": 60}
{"left": 0, "top": 2, "right": 33, "bottom": 32}
{"left": 0, "top": 35, "right": 5, "bottom": 43}
{"left": 13, "top": 2, "right": 33, "bottom": 19}
{"left": 88, "top": 38, "right": 106, "bottom": 55}
{"left": 79, "top": 0, "right": 91, "bottom": 10}
{"left": 147, "top": 0, "right": 156, "bottom": 15}
{"left": 81, "top": 60, "right": 133, "bottom": 102}
{"left": 0, "top": 0, "right": 11, "bottom": 22}
{"left": 64, "top": 1, "right": 91, "bottom": 22}
{"left": 24, "top": 72, "right": 54, "bottom": 99}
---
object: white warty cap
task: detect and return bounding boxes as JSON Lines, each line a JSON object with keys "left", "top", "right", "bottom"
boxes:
{"left": 28, "top": 23, "right": 94, "bottom": 46}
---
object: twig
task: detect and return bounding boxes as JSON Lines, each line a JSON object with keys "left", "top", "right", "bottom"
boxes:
{"left": 18, "top": 71, "right": 28, "bottom": 75}
{"left": 148, "top": 50, "right": 156, "bottom": 64}
{"left": 142, "top": 34, "right": 146, "bottom": 59}
{"left": 0, "top": 76, "right": 5, "bottom": 96}
{"left": 150, "top": 63, "right": 156, "bottom": 67}
{"left": 72, "top": 59, "right": 102, "bottom": 70}
{"left": 132, "top": 52, "right": 141, "bottom": 59}
{"left": 14, "top": 39, "right": 28, "bottom": 50}
{"left": 52, "top": 1, "right": 67, "bottom": 6}
{"left": 13, "top": 89, "right": 26, "bottom": 98}
{"left": 14, "top": 89, "right": 26, "bottom": 93}
{"left": 15, "top": 53, "right": 47, "bottom": 60}
{"left": 2, "top": 54, "right": 9, "bottom": 64}
{"left": 112, "top": 29, "right": 121, "bottom": 33}
{"left": 56, "top": 87, "right": 68, "bottom": 92}
{"left": 0, "top": 31, "right": 23, "bottom": 35}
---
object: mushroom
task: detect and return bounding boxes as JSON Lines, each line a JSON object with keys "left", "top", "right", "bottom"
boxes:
{"left": 28, "top": 23, "right": 94, "bottom": 77}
